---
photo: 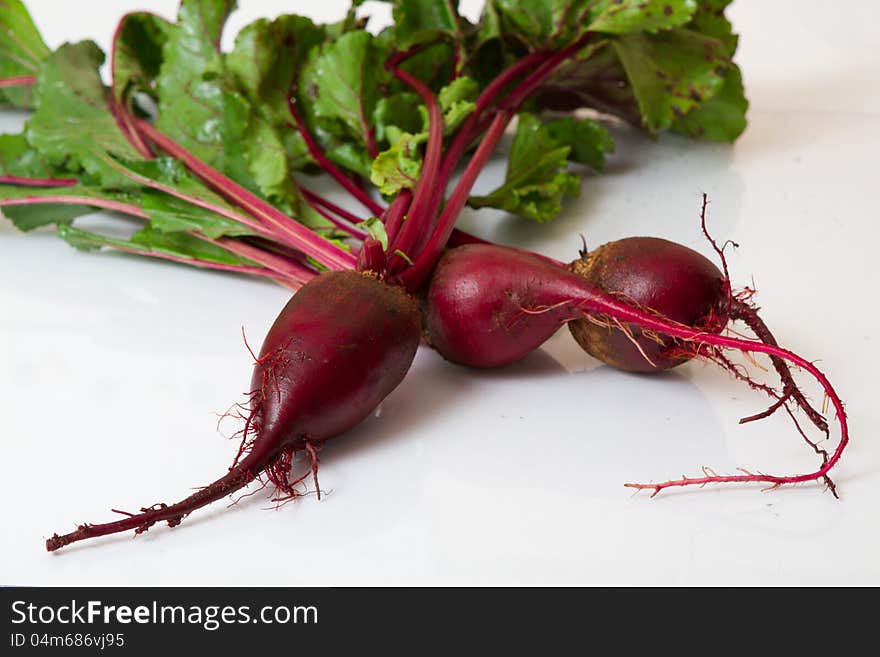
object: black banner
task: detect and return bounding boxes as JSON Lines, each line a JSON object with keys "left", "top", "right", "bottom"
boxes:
{"left": 1, "top": 586, "right": 861, "bottom": 651}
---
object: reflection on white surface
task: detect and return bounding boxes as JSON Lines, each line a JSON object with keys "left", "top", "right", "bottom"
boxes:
{"left": 0, "top": 0, "right": 878, "bottom": 585}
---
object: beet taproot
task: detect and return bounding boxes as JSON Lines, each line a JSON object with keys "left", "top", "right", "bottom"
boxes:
{"left": 47, "top": 271, "right": 421, "bottom": 551}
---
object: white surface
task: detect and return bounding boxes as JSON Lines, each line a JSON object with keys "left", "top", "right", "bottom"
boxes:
{"left": 1, "top": 1, "right": 878, "bottom": 586}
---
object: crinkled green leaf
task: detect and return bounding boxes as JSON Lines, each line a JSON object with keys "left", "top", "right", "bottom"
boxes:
{"left": 389, "top": 0, "right": 467, "bottom": 49}
{"left": 545, "top": 117, "right": 614, "bottom": 170}
{"left": 0, "top": 132, "right": 94, "bottom": 227}
{"left": 387, "top": 0, "right": 469, "bottom": 77}
{"left": 613, "top": 28, "right": 729, "bottom": 133}
{"left": 358, "top": 216, "right": 389, "bottom": 251}
{"left": 155, "top": 0, "right": 251, "bottom": 176}
{"left": 58, "top": 223, "right": 256, "bottom": 267}
{"left": 373, "top": 92, "right": 423, "bottom": 145}
{"left": 24, "top": 42, "right": 144, "bottom": 189}
{"left": 371, "top": 75, "right": 478, "bottom": 196}
{"left": 322, "top": 141, "right": 374, "bottom": 180}
{"left": 588, "top": 0, "right": 697, "bottom": 35}
{"left": 0, "top": 132, "right": 57, "bottom": 178}
{"left": 486, "top": 0, "right": 593, "bottom": 50}
{"left": 0, "top": 0, "right": 50, "bottom": 108}
{"left": 685, "top": 0, "right": 738, "bottom": 56}
{"left": 112, "top": 12, "right": 171, "bottom": 111}
{"left": 225, "top": 14, "right": 331, "bottom": 198}
{"left": 155, "top": 1, "right": 326, "bottom": 223}
{"left": 370, "top": 131, "right": 427, "bottom": 196}
{"left": 468, "top": 113, "right": 580, "bottom": 221}
{"left": 227, "top": 14, "right": 324, "bottom": 125}
{"left": 438, "top": 75, "right": 478, "bottom": 134}
{"left": 298, "top": 31, "right": 386, "bottom": 148}
{"left": 671, "top": 63, "right": 746, "bottom": 142}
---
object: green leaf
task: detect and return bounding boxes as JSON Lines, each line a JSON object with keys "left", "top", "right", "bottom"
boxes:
{"left": 613, "top": 28, "right": 729, "bottom": 132}
{"left": 226, "top": 14, "right": 325, "bottom": 129}
{"left": 671, "top": 63, "right": 746, "bottom": 142}
{"left": 323, "top": 141, "right": 374, "bottom": 180}
{"left": 370, "top": 131, "right": 427, "bottom": 196}
{"left": 111, "top": 11, "right": 171, "bottom": 117}
{"left": 142, "top": 190, "right": 258, "bottom": 238}
{"left": 357, "top": 216, "right": 389, "bottom": 251}
{"left": 0, "top": 0, "right": 50, "bottom": 108}
{"left": 24, "top": 42, "right": 145, "bottom": 188}
{"left": 298, "top": 31, "right": 386, "bottom": 148}
{"left": 0, "top": 132, "right": 95, "bottom": 228}
{"left": 112, "top": 157, "right": 265, "bottom": 237}
{"left": 226, "top": 14, "right": 329, "bottom": 197}
{"left": 545, "top": 117, "right": 614, "bottom": 170}
{"left": 155, "top": 0, "right": 326, "bottom": 222}
{"left": 156, "top": 0, "right": 251, "bottom": 175}
{"left": 487, "top": 0, "right": 593, "bottom": 50}
{"left": 0, "top": 132, "right": 57, "bottom": 179}
{"left": 389, "top": 0, "right": 468, "bottom": 49}
{"left": 685, "top": 0, "right": 738, "bottom": 56}
{"left": 373, "top": 92, "right": 424, "bottom": 145}
{"left": 437, "top": 76, "right": 478, "bottom": 134}
{"left": 1, "top": 203, "right": 94, "bottom": 230}
{"left": 388, "top": 0, "right": 469, "bottom": 78}
{"left": 468, "top": 113, "right": 580, "bottom": 221}
{"left": 58, "top": 223, "right": 256, "bottom": 267}
{"left": 588, "top": 0, "right": 697, "bottom": 35}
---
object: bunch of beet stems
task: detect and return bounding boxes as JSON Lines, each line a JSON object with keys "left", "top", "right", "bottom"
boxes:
{"left": 0, "top": 33, "right": 849, "bottom": 499}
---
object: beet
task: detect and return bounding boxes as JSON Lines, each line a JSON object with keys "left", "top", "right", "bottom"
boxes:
{"left": 46, "top": 271, "right": 421, "bottom": 551}
{"left": 567, "top": 237, "right": 727, "bottom": 372}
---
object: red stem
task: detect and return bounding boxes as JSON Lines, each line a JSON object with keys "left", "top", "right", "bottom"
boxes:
{"left": 135, "top": 119, "right": 356, "bottom": 271}
{"left": 300, "top": 189, "right": 367, "bottom": 239}
{"left": 400, "top": 110, "right": 513, "bottom": 290}
{"left": 383, "top": 189, "right": 412, "bottom": 244}
{"left": 0, "top": 195, "right": 149, "bottom": 218}
{"left": 0, "top": 75, "right": 36, "bottom": 88}
{"left": 386, "top": 66, "right": 444, "bottom": 269}
{"left": 0, "top": 175, "right": 78, "bottom": 187}
{"left": 301, "top": 188, "right": 367, "bottom": 227}
{"left": 534, "top": 271, "right": 849, "bottom": 496}
{"left": 213, "top": 237, "right": 315, "bottom": 286}
{"left": 109, "top": 14, "right": 156, "bottom": 159}
{"left": 287, "top": 99, "right": 385, "bottom": 217}
{"left": 398, "top": 35, "right": 595, "bottom": 289}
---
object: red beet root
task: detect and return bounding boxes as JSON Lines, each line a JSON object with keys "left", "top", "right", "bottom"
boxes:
{"left": 422, "top": 241, "right": 848, "bottom": 495}
{"left": 46, "top": 271, "right": 421, "bottom": 551}
{"left": 568, "top": 237, "right": 727, "bottom": 372}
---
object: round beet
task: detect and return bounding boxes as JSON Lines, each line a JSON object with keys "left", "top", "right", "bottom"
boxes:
{"left": 422, "top": 244, "right": 569, "bottom": 368}
{"left": 568, "top": 237, "right": 727, "bottom": 372}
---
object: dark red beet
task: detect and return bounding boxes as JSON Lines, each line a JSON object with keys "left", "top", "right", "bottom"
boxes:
{"left": 46, "top": 271, "right": 421, "bottom": 551}
{"left": 568, "top": 237, "right": 727, "bottom": 372}
{"left": 422, "top": 244, "right": 582, "bottom": 368}
{"left": 421, "top": 242, "right": 848, "bottom": 495}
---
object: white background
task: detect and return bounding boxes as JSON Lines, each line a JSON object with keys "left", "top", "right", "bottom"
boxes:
{"left": 1, "top": 1, "right": 877, "bottom": 585}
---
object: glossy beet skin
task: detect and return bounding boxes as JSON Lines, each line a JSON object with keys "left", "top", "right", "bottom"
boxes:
{"left": 47, "top": 271, "right": 421, "bottom": 551}
{"left": 253, "top": 270, "right": 422, "bottom": 444}
{"left": 423, "top": 244, "right": 592, "bottom": 368}
{"left": 422, "top": 241, "right": 726, "bottom": 371}
{"left": 569, "top": 237, "right": 727, "bottom": 372}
